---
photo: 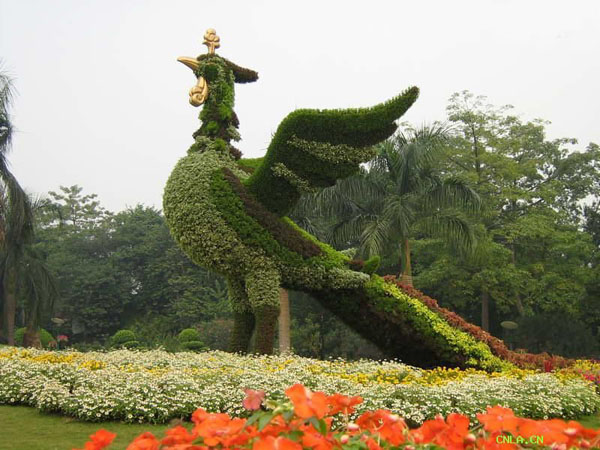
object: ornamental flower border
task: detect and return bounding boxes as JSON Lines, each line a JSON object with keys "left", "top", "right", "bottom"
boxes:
{"left": 75, "top": 384, "right": 600, "bottom": 450}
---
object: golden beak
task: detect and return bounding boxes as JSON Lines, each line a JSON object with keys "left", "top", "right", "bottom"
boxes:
{"left": 177, "top": 56, "right": 208, "bottom": 106}
{"left": 177, "top": 56, "right": 200, "bottom": 71}
{"left": 189, "top": 76, "right": 208, "bottom": 107}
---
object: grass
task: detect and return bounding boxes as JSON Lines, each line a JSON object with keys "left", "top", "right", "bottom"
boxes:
{"left": 0, "top": 405, "right": 173, "bottom": 450}
{"left": 1, "top": 404, "right": 599, "bottom": 450}
{"left": 579, "top": 412, "right": 600, "bottom": 429}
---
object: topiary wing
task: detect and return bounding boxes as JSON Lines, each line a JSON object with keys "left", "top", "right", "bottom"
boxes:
{"left": 244, "top": 86, "right": 419, "bottom": 216}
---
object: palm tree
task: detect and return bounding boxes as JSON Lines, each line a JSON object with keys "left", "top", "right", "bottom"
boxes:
{"left": 0, "top": 67, "right": 57, "bottom": 346}
{"left": 301, "top": 124, "right": 480, "bottom": 286}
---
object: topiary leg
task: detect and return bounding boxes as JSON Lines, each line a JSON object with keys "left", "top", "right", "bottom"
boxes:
{"left": 227, "top": 278, "right": 254, "bottom": 353}
{"left": 245, "top": 266, "right": 281, "bottom": 354}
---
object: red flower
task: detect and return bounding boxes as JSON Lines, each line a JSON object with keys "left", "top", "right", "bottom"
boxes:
{"left": 253, "top": 435, "right": 302, "bottom": 450}
{"left": 285, "top": 384, "right": 329, "bottom": 419}
{"left": 192, "top": 408, "right": 248, "bottom": 447}
{"left": 476, "top": 431, "right": 517, "bottom": 450}
{"left": 126, "top": 432, "right": 160, "bottom": 450}
{"left": 73, "top": 429, "right": 116, "bottom": 450}
{"left": 364, "top": 437, "right": 382, "bottom": 450}
{"left": 519, "top": 418, "right": 570, "bottom": 446}
{"left": 355, "top": 410, "right": 406, "bottom": 446}
{"left": 327, "top": 393, "right": 362, "bottom": 416}
{"left": 57, "top": 334, "right": 69, "bottom": 342}
{"left": 301, "top": 429, "right": 334, "bottom": 450}
{"left": 410, "top": 416, "right": 447, "bottom": 443}
{"left": 243, "top": 388, "right": 266, "bottom": 410}
{"left": 411, "top": 413, "right": 469, "bottom": 449}
{"left": 160, "top": 425, "right": 197, "bottom": 446}
{"left": 476, "top": 406, "right": 520, "bottom": 434}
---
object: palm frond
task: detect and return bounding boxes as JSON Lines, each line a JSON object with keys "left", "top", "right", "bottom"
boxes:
{"left": 419, "top": 176, "right": 481, "bottom": 214}
{"left": 21, "top": 246, "right": 59, "bottom": 329}
{"left": 0, "top": 66, "right": 15, "bottom": 157}
{"left": 417, "top": 210, "right": 476, "bottom": 252}
{"left": 358, "top": 215, "right": 394, "bottom": 258}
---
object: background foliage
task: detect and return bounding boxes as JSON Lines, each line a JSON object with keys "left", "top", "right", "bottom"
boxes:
{"left": 7, "top": 91, "right": 600, "bottom": 360}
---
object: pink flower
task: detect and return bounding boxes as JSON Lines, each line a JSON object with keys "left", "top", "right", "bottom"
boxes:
{"left": 243, "top": 388, "right": 265, "bottom": 410}
{"left": 57, "top": 334, "right": 69, "bottom": 342}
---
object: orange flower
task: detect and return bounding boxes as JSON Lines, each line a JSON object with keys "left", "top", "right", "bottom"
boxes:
{"left": 285, "top": 384, "right": 329, "bottom": 419}
{"left": 161, "top": 425, "right": 198, "bottom": 446}
{"left": 195, "top": 415, "right": 247, "bottom": 446}
{"left": 436, "top": 413, "right": 470, "bottom": 450}
{"left": 162, "top": 446, "right": 207, "bottom": 450}
{"left": 476, "top": 406, "right": 520, "bottom": 434}
{"left": 243, "top": 388, "right": 266, "bottom": 410}
{"left": 376, "top": 412, "right": 407, "bottom": 446}
{"left": 298, "top": 419, "right": 335, "bottom": 450}
{"left": 476, "top": 431, "right": 517, "bottom": 450}
{"left": 73, "top": 429, "right": 117, "bottom": 450}
{"left": 519, "top": 418, "right": 569, "bottom": 445}
{"left": 355, "top": 410, "right": 406, "bottom": 446}
{"left": 126, "top": 432, "right": 160, "bottom": 450}
{"left": 563, "top": 420, "right": 600, "bottom": 445}
{"left": 253, "top": 435, "right": 302, "bottom": 450}
{"left": 356, "top": 411, "right": 378, "bottom": 432}
{"left": 90, "top": 429, "right": 116, "bottom": 448}
{"left": 410, "top": 417, "right": 447, "bottom": 443}
{"left": 411, "top": 413, "right": 469, "bottom": 449}
{"left": 257, "top": 414, "right": 289, "bottom": 438}
{"left": 301, "top": 429, "right": 334, "bottom": 450}
{"left": 364, "top": 437, "right": 382, "bottom": 450}
{"left": 327, "top": 393, "right": 362, "bottom": 416}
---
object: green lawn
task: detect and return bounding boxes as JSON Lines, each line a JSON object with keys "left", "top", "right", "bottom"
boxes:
{"left": 0, "top": 405, "right": 174, "bottom": 450}
{"left": 579, "top": 412, "right": 600, "bottom": 429}
{"left": 1, "top": 404, "right": 599, "bottom": 450}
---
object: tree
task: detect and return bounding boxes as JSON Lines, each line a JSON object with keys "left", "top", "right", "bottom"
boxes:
{"left": 300, "top": 125, "right": 480, "bottom": 286}
{"left": 416, "top": 91, "right": 600, "bottom": 334}
{"left": 0, "top": 68, "right": 57, "bottom": 346}
{"left": 36, "top": 196, "right": 230, "bottom": 343}
{"left": 35, "top": 186, "right": 130, "bottom": 341}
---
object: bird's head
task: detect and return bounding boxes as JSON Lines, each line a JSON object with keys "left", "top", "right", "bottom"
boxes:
{"left": 177, "top": 29, "right": 258, "bottom": 150}
{"left": 177, "top": 29, "right": 258, "bottom": 108}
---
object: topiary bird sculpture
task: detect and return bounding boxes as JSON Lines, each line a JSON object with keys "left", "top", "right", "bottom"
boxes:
{"left": 164, "top": 30, "right": 512, "bottom": 371}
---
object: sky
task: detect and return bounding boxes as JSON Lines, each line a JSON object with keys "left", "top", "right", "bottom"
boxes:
{"left": 1, "top": 0, "right": 599, "bottom": 213}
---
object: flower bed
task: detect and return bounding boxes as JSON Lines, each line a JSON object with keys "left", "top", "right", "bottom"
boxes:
{"left": 76, "top": 384, "right": 600, "bottom": 450}
{"left": 1, "top": 348, "right": 598, "bottom": 426}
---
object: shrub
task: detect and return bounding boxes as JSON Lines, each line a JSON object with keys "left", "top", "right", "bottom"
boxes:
{"left": 122, "top": 340, "right": 141, "bottom": 349}
{"left": 362, "top": 255, "right": 381, "bottom": 275}
{"left": 181, "top": 340, "right": 206, "bottom": 351}
{"left": 14, "top": 327, "right": 55, "bottom": 349}
{"left": 110, "top": 330, "right": 136, "bottom": 347}
{"left": 178, "top": 328, "right": 202, "bottom": 343}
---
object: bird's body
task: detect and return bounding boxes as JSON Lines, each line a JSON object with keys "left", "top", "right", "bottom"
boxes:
{"left": 163, "top": 35, "right": 510, "bottom": 370}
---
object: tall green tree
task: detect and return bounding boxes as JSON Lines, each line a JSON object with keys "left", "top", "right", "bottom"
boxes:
{"left": 1, "top": 68, "right": 57, "bottom": 346}
{"left": 417, "top": 91, "right": 599, "bottom": 334}
{"left": 36, "top": 194, "right": 230, "bottom": 342}
{"left": 300, "top": 125, "right": 480, "bottom": 286}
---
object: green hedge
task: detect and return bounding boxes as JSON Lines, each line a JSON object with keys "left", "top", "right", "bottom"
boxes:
{"left": 15, "top": 328, "right": 55, "bottom": 348}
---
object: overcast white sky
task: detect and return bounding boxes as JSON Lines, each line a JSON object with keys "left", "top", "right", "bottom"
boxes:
{"left": 1, "top": 0, "right": 599, "bottom": 213}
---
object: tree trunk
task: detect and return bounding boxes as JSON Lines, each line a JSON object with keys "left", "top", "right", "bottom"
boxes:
{"left": 23, "top": 327, "right": 41, "bottom": 348}
{"left": 511, "top": 244, "right": 525, "bottom": 316}
{"left": 399, "top": 239, "right": 413, "bottom": 286}
{"left": 278, "top": 288, "right": 291, "bottom": 353}
{"left": 481, "top": 290, "right": 490, "bottom": 331}
{"left": 2, "top": 268, "right": 17, "bottom": 346}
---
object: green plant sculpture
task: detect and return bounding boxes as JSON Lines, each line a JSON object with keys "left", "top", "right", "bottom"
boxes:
{"left": 164, "top": 30, "right": 525, "bottom": 371}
